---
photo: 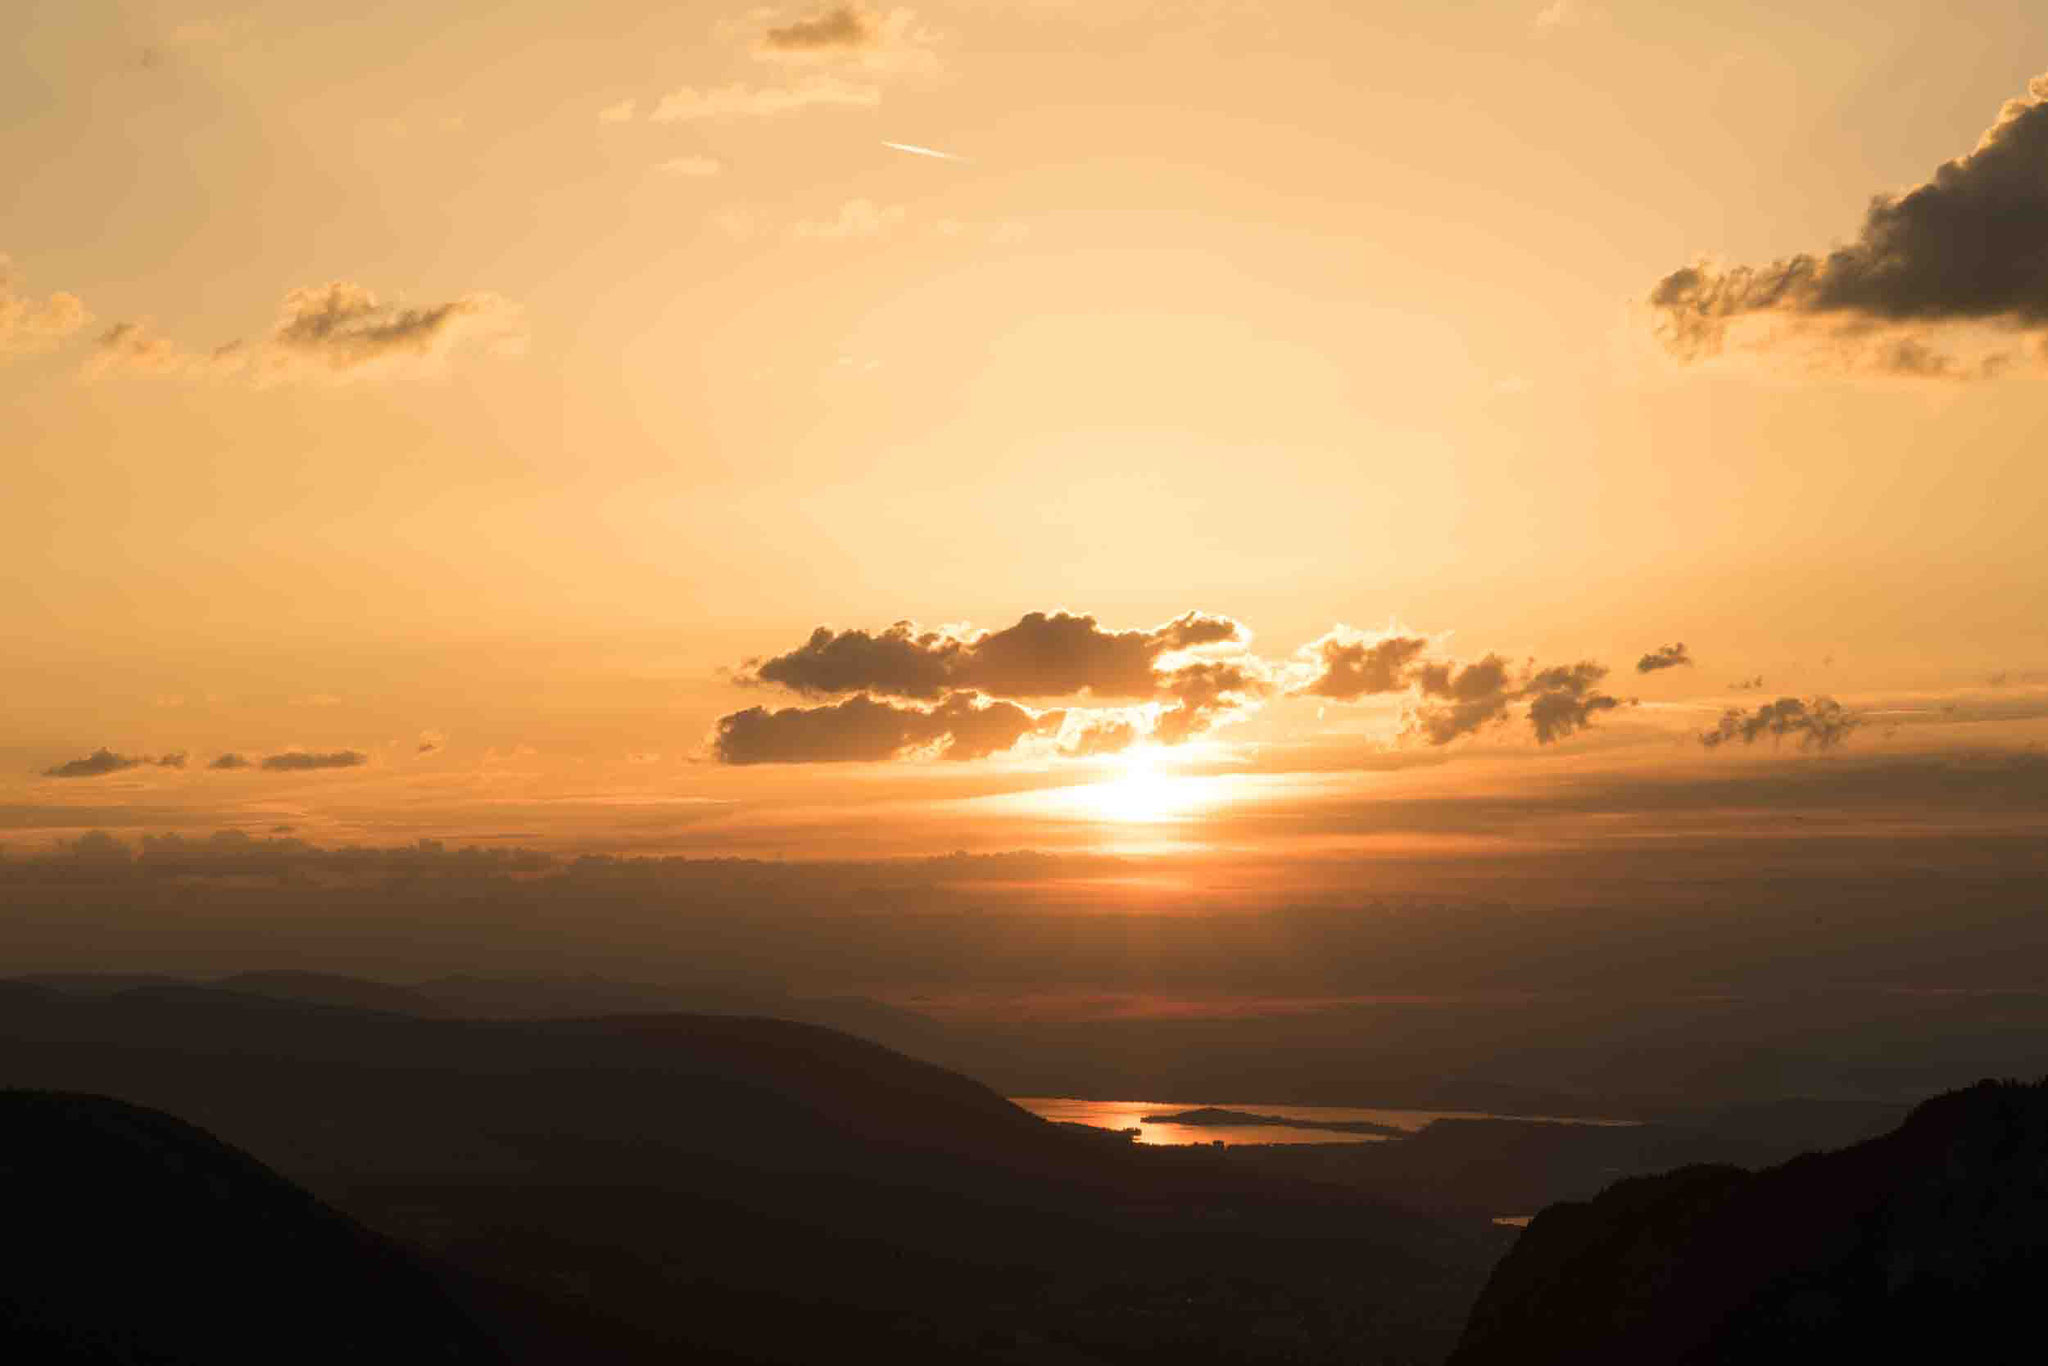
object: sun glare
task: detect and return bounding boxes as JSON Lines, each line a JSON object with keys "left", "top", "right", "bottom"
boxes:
{"left": 1073, "top": 748, "right": 1199, "bottom": 824}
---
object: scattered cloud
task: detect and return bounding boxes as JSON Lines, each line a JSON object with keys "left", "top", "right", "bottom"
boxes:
{"left": 598, "top": 98, "right": 637, "bottom": 124}
{"left": 1636, "top": 642, "right": 1693, "bottom": 674}
{"left": 791, "top": 198, "right": 906, "bottom": 239}
{"left": 713, "top": 692, "right": 1058, "bottom": 764}
{"left": 1730, "top": 675, "right": 1766, "bottom": 691}
{"left": 86, "top": 281, "right": 523, "bottom": 382}
{"left": 1533, "top": 0, "right": 1579, "bottom": 31}
{"left": 259, "top": 750, "right": 369, "bottom": 772}
{"left": 41, "top": 749, "right": 184, "bottom": 778}
{"left": 1297, "top": 630, "right": 1624, "bottom": 747}
{"left": 1650, "top": 73, "right": 2048, "bottom": 376}
{"left": 1521, "top": 662, "right": 1625, "bottom": 743}
{"left": 417, "top": 731, "right": 446, "bottom": 756}
{"left": 1700, "top": 696, "right": 1860, "bottom": 751}
{"left": 1, "top": 255, "right": 91, "bottom": 359}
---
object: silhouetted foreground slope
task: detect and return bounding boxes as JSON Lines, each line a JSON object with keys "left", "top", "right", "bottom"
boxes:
{"left": 0, "top": 985, "right": 1494, "bottom": 1364}
{"left": 0, "top": 1089, "right": 500, "bottom": 1364}
{"left": 1450, "top": 1078, "right": 2048, "bottom": 1365}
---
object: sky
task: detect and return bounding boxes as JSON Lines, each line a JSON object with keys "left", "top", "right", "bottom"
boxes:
{"left": 7, "top": 1, "right": 2048, "bottom": 875}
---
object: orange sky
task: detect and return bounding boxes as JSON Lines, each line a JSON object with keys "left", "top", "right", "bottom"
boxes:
{"left": 7, "top": 2, "right": 2048, "bottom": 864}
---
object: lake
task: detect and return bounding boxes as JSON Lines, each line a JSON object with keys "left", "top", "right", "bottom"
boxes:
{"left": 1013, "top": 1096, "right": 1632, "bottom": 1146}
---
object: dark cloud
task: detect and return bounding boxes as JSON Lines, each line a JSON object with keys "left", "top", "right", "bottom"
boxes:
{"left": 1700, "top": 697, "right": 1860, "bottom": 751}
{"left": 1730, "top": 675, "right": 1765, "bottom": 692}
{"left": 760, "top": 5, "right": 875, "bottom": 51}
{"left": 1651, "top": 73, "right": 2048, "bottom": 372}
{"left": 748, "top": 621, "right": 962, "bottom": 699}
{"left": 1297, "top": 630, "right": 1431, "bottom": 700}
{"left": 1523, "top": 663, "right": 1625, "bottom": 743}
{"left": 740, "top": 610, "right": 1248, "bottom": 702}
{"left": 712, "top": 692, "right": 1056, "bottom": 764}
{"left": 1408, "top": 655, "right": 1517, "bottom": 745}
{"left": 1636, "top": 642, "right": 1693, "bottom": 674}
{"left": 1407, "top": 655, "right": 1623, "bottom": 746}
{"left": 259, "top": 750, "right": 370, "bottom": 772}
{"left": 40, "top": 749, "right": 185, "bottom": 778}
{"left": 209, "top": 753, "right": 253, "bottom": 771}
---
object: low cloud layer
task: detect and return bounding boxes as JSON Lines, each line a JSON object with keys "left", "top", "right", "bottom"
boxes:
{"left": 41, "top": 749, "right": 185, "bottom": 778}
{"left": 1636, "top": 642, "right": 1693, "bottom": 674}
{"left": 1701, "top": 697, "right": 1860, "bottom": 751}
{"left": 1650, "top": 73, "right": 2048, "bottom": 375}
{"left": 0, "top": 255, "right": 90, "bottom": 359}
{"left": 713, "top": 692, "right": 1057, "bottom": 764}
{"left": 87, "top": 281, "right": 522, "bottom": 381}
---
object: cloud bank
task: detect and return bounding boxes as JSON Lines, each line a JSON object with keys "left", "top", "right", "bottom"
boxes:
{"left": 259, "top": 750, "right": 370, "bottom": 772}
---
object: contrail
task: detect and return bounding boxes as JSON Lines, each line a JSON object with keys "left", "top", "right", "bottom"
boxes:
{"left": 881, "top": 140, "right": 968, "bottom": 163}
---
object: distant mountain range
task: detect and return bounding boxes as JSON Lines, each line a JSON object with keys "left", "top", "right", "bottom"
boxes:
{"left": 1451, "top": 1077, "right": 2048, "bottom": 1364}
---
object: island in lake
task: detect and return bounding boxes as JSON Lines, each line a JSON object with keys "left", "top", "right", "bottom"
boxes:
{"left": 1140, "top": 1106, "right": 1409, "bottom": 1137}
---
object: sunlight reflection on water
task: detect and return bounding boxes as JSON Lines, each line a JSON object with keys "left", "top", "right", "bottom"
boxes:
{"left": 1014, "top": 1097, "right": 1633, "bottom": 1146}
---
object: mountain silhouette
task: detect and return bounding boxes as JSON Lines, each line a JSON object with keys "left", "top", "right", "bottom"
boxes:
{"left": 0, "top": 1089, "right": 500, "bottom": 1364}
{"left": 0, "top": 984, "right": 1495, "bottom": 1363}
{"left": 1450, "top": 1077, "right": 2048, "bottom": 1364}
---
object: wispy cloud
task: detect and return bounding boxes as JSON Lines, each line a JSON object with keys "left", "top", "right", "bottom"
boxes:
{"left": 0, "top": 255, "right": 91, "bottom": 360}
{"left": 791, "top": 198, "right": 906, "bottom": 239}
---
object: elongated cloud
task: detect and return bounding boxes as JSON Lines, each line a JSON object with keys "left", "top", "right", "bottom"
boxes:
{"left": 87, "top": 281, "right": 522, "bottom": 381}
{"left": 742, "top": 610, "right": 1246, "bottom": 701}
{"left": 41, "top": 749, "right": 184, "bottom": 778}
{"left": 259, "top": 750, "right": 369, "bottom": 772}
{"left": 209, "top": 753, "right": 253, "bottom": 770}
{"left": 1701, "top": 697, "right": 1860, "bottom": 751}
{"left": 0, "top": 255, "right": 90, "bottom": 359}
{"left": 1636, "top": 642, "right": 1693, "bottom": 674}
{"left": 1651, "top": 73, "right": 2048, "bottom": 374}
{"left": 713, "top": 692, "right": 1057, "bottom": 764}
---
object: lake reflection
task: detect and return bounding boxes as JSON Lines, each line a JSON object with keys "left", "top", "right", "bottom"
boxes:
{"left": 1013, "top": 1096, "right": 1630, "bottom": 1146}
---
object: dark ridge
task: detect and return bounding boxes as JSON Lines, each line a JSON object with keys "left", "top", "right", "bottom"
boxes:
{"left": 0, "top": 1089, "right": 500, "bottom": 1365}
{"left": 1450, "top": 1077, "right": 2048, "bottom": 1364}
